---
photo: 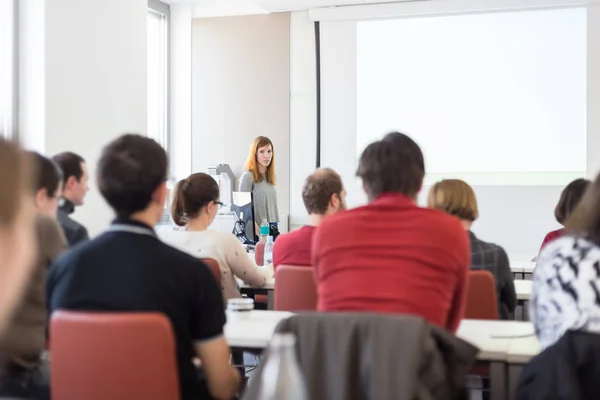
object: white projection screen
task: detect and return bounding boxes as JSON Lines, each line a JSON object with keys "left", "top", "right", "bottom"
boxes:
{"left": 357, "top": 8, "right": 586, "bottom": 185}
{"left": 318, "top": 5, "right": 600, "bottom": 257}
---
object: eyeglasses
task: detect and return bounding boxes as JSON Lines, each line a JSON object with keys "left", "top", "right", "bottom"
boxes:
{"left": 213, "top": 201, "right": 224, "bottom": 209}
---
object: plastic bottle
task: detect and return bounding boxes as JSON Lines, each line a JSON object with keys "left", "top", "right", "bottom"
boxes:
{"left": 256, "top": 333, "right": 308, "bottom": 400}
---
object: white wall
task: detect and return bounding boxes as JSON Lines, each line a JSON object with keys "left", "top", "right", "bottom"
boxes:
{"left": 289, "top": 11, "right": 317, "bottom": 228}
{"left": 191, "top": 13, "right": 291, "bottom": 216}
{"left": 20, "top": 0, "right": 148, "bottom": 236}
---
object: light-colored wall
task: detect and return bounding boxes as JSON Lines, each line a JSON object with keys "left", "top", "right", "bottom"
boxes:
{"left": 20, "top": 0, "right": 147, "bottom": 236}
{"left": 289, "top": 11, "right": 317, "bottom": 228}
{"left": 191, "top": 13, "right": 291, "bottom": 216}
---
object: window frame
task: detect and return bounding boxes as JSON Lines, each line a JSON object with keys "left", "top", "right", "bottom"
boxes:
{"left": 147, "top": 0, "right": 171, "bottom": 152}
{"left": 0, "top": 0, "right": 18, "bottom": 141}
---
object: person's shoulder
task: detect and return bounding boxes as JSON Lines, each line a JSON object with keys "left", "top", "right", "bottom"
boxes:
{"left": 35, "top": 213, "right": 61, "bottom": 235}
{"left": 240, "top": 171, "right": 253, "bottom": 181}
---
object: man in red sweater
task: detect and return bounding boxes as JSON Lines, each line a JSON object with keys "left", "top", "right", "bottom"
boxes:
{"left": 312, "top": 132, "right": 470, "bottom": 333}
{"left": 273, "top": 168, "right": 346, "bottom": 270}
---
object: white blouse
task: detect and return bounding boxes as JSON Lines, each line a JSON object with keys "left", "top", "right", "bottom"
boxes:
{"left": 158, "top": 228, "right": 267, "bottom": 301}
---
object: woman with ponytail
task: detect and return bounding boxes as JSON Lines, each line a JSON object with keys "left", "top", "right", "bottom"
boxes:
{"left": 158, "top": 173, "right": 267, "bottom": 301}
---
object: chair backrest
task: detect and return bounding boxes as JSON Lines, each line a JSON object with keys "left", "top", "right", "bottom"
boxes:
{"left": 275, "top": 265, "right": 317, "bottom": 311}
{"left": 201, "top": 258, "right": 221, "bottom": 287}
{"left": 50, "top": 311, "right": 179, "bottom": 400}
{"left": 465, "top": 270, "right": 499, "bottom": 320}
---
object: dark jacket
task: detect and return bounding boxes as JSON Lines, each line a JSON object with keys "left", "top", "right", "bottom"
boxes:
{"left": 516, "top": 330, "right": 600, "bottom": 400}
{"left": 469, "top": 231, "right": 517, "bottom": 319}
{"left": 243, "top": 313, "right": 478, "bottom": 400}
{"left": 57, "top": 198, "right": 88, "bottom": 247}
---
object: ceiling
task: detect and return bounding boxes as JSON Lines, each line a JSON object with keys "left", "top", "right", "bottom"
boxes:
{"left": 164, "top": 0, "right": 421, "bottom": 17}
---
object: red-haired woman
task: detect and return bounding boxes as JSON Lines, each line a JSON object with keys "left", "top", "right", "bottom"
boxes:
{"left": 239, "top": 136, "right": 280, "bottom": 240}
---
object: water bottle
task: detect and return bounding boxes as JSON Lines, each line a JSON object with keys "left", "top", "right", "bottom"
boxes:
{"left": 259, "top": 218, "right": 270, "bottom": 242}
{"left": 264, "top": 236, "right": 274, "bottom": 265}
{"left": 257, "top": 333, "right": 308, "bottom": 400}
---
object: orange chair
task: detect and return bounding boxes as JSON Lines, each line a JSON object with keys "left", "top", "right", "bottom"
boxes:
{"left": 274, "top": 265, "right": 317, "bottom": 311}
{"left": 201, "top": 258, "right": 221, "bottom": 288}
{"left": 50, "top": 311, "right": 179, "bottom": 400}
{"left": 465, "top": 270, "right": 499, "bottom": 320}
{"left": 465, "top": 271, "right": 498, "bottom": 320}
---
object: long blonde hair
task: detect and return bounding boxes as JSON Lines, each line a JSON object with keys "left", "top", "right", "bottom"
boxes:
{"left": 243, "top": 136, "right": 276, "bottom": 185}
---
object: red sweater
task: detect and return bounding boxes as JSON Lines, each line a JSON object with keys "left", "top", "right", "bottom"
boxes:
{"left": 273, "top": 226, "right": 316, "bottom": 270}
{"left": 312, "top": 193, "right": 470, "bottom": 333}
{"left": 540, "top": 229, "right": 564, "bottom": 252}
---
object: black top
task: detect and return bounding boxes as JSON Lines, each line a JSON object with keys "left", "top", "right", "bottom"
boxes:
{"left": 47, "top": 219, "right": 226, "bottom": 400}
{"left": 516, "top": 330, "right": 600, "bottom": 400}
{"left": 57, "top": 198, "right": 89, "bottom": 247}
{"left": 468, "top": 231, "right": 517, "bottom": 320}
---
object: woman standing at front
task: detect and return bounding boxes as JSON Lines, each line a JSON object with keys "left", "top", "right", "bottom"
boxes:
{"left": 239, "top": 136, "right": 280, "bottom": 240}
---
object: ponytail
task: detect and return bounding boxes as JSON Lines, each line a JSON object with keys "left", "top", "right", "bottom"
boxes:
{"left": 171, "top": 179, "right": 188, "bottom": 226}
{"left": 170, "top": 173, "right": 220, "bottom": 226}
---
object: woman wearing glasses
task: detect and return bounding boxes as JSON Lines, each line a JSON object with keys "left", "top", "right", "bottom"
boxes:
{"left": 159, "top": 173, "right": 267, "bottom": 301}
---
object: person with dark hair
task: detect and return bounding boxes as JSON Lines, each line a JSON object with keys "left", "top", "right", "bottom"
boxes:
{"left": 517, "top": 173, "right": 600, "bottom": 398}
{"left": 312, "top": 132, "right": 470, "bottom": 333}
{"left": 428, "top": 179, "right": 516, "bottom": 319}
{"left": 47, "top": 135, "right": 240, "bottom": 400}
{"left": 539, "top": 178, "right": 591, "bottom": 251}
{"left": 159, "top": 172, "right": 267, "bottom": 301}
{"left": 0, "top": 152, "right": 67, "bottom": 399}
{"left": 273, "top": 168, "right": 346, "bottom": 270}
{"left": 51, "top": 151, "right": 89, "bottom": 246}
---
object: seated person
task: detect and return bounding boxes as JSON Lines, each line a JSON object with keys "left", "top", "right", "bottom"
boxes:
{"left": 312, "top": 132, "right": 470, "bottom": 333}
{"left": 159, "top": 172, "right": 267, "bottom": 301}
{"left": 428, "top": 179, "right": 517, "bottom": 320}
{"left": 47, "top": 135, "right": 240, "bottom": 400}
{"left": 273, "top": 168, "right": 346, "bottom": 270}
{"left": 532, "top": 172, "right": 600, "bottom": 349}
{"left": 52, "top": 152, "right": 90, "bottom": 247}
{"left": 0, "top": 152, "right": 67, "bottom": 399}
{"left": 539, "top": 178, "right": 590, "bottom": 251}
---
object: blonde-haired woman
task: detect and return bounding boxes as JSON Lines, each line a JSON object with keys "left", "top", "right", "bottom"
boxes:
{"left": 239, "top": 136, "right": 279, "bottom": 240}
{"left": 428, "top": 179, "right": 517, "bottom": 319}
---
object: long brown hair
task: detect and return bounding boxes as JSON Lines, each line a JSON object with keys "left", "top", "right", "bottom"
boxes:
{"left": 565, "top": 173, "right": 600, "bottom": 243}
{"left": 171, "top": 173, "right": 219, "bottom": 226}
{"left": 243, "top": 136, "right": 276, "bottom": 185}
{"left": 0, "top": 138, "right": 31, "bottom": 228}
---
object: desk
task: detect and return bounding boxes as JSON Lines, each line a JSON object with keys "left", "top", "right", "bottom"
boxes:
{"left": 511, "top": 261, "right": 535, "bottom": 280}
{"left": 506, "top": 335, "right": 541, "bottom": 398}
{"left": 457, "top": 320, "right": 534, "bottom": 400}
{"left": 224, "top": 310, "right": 291, "bottom": 349}
{"left": 225, "top": 313, "right": 536, "bottom": 400}
{"left": 515, "top": 280, "right": 532, "bottom": 301}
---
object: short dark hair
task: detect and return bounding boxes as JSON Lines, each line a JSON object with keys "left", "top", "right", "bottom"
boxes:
{"left": 302, "top": 168, "right": 343, "bottom": 215}
{"left": 555, "top": 178, "right": 590, "bottom": 225}
{"left": 27, "top": 152, "right": 63, "bottom": 198}
{"left": 357, "top": 132, "right": 425, "bottom": 200}
{"left": 566, "top": 174, "right": 600, "bottom": 243}
{"left": 52, "top": 152, "right": 85, "bottom": 184}
{"left": 97, "top": 134, "right": 167, "bottom": 217}
{"left": 171, "top": 173, "right": 219, "bottom": 226}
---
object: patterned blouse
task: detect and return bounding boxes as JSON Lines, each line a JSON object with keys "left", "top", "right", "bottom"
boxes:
{"left": 532, "top": 235, "right": 600, "bottom": 349}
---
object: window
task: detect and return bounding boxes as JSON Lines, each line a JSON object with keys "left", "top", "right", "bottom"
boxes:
{"left": 147, "top": 1, "right": 169, "bottom": 150}
{"left": 0, "top": 0, "right": 16, "bottom": 140}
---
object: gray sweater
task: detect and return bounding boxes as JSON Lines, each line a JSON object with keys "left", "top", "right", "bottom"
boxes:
{"left": 238, "top": 171, "right": 279, "bottom": 225}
